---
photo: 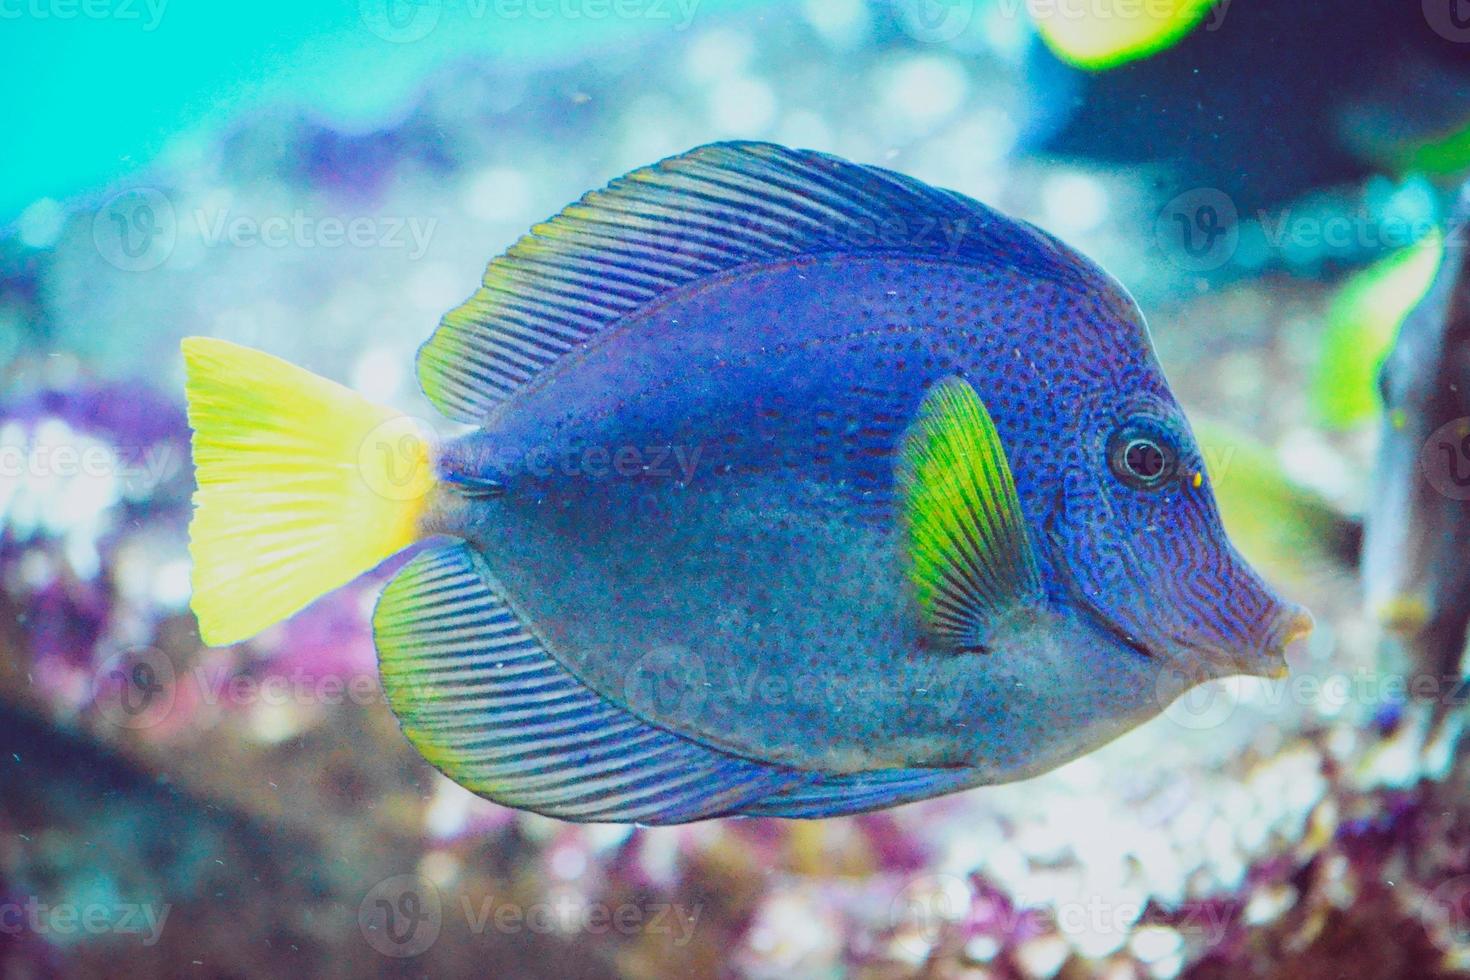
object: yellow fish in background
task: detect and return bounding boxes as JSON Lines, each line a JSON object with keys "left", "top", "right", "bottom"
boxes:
{"left": 1312, "top": 229, "right": 1444, "bottom": 430}
{"left": 1027, "top": 0, "right": 1222, "bottom": 71}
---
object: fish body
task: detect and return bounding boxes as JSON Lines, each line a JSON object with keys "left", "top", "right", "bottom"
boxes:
{"left": 183, "top": 143, "right": 1309, "bottom": 822}
{"left": 435, "top": 254, "right": 1167, "bottom": 779}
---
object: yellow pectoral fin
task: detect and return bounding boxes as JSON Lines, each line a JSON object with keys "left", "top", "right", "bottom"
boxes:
{"left": 182, "top": 337, "right": 436, "bottom": 645}
{"left": 898, "top": 376, "right": 1045, "bottom": 651}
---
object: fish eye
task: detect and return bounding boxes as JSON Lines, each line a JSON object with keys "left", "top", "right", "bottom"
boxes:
{"left": 1107, "top": 425, "right": 1177, "bottom": 491}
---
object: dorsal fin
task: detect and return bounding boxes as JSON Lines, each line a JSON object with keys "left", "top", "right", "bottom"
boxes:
{"left": 898, "top": 377, "right": 1045, "bottom": 652}
{"left": 417, "top": 141, "right": 1098, "bottom": 424}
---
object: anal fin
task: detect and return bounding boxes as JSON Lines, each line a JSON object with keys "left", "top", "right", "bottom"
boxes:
{"left": 373, "top": 543, "right": 805, "bottom": 824}
{"left": 736, "top": 767, "right": 977, "bottom": 819}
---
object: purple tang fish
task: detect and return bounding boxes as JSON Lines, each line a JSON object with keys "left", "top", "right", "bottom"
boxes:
{"left": 182, "top": 142, "right": 1312, "bottom": 823}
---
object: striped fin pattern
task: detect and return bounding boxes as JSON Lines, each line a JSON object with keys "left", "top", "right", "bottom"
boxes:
{"left": 898, "top": 377, "right": 1045, "bottom": 651}
{"left": 417, "top": 141, "right": 1095, "bottom": 424}
{"left": 738, "top": 767, "right": 977, "bottom": 819}
{"left": 373, "top": 543, "right": 807, "bottom": 824}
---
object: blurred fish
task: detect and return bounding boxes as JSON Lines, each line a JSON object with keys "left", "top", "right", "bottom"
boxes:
{"left": 180, "top": 142, "right": 1310, "bottom": 823}
{"left": 1336, "top": 57, "right": 1470, "bottom": 175}
{"left": 1313, "top": 229, "right": 1443, "bottom": 429}
{"left": 1366, "top": 190, "right": 1470, "bottom": 724}
{"left": 1028, "top": 0, "right": 1221, "bottom": 71}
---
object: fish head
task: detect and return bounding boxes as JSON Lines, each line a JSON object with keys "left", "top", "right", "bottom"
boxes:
{"left": 1045, "top": 374, "right": 1313, "bottom": 684}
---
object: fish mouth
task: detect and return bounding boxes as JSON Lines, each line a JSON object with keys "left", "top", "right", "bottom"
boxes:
{"left": 1167, "top": 605, "right": 1313, "bottom": 680}
{"left": 1235, "top": 605, "right": 1314, "bottom": 679}
{"left": 1041, "top": 493, "right": 1313, "bottom": 680}
{"left": 1075, "top": 587, "right": 1313, "bottom": 682}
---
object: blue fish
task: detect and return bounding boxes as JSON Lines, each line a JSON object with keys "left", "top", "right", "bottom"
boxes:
{"left": 182, "top": 142, "right": 1312, "bottom": 823}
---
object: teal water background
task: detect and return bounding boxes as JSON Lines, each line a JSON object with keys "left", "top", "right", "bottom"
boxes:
{"left": 1, "top": 0, "right": 769, "bottom": 220}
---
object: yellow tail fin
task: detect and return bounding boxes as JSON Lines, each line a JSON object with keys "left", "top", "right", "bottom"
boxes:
{"left": 182, "top": 338, "right": 436, "bottom": 646}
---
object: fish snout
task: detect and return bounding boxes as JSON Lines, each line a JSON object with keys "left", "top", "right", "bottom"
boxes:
{"left": 1251, "top": 603, "right": 1315, "bottom": 679}
{"left": 1185, "top": 599, "right": 1314, "bottom": 681}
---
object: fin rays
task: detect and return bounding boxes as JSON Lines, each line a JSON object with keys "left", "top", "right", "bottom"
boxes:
{"left": 183, "top": 337, "right": 434, "bottom": 646}
{"left": 898, "top": 377, "right": 1045, "bottom": 651}
{"left": 373, "top": 543, "right": 995, "bottom": 821}
{"left": 373, "top": 542, "right": 808, "bottom": 824}
{"left": 416, "top": 141, "right": 1093, "bottom": 424}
